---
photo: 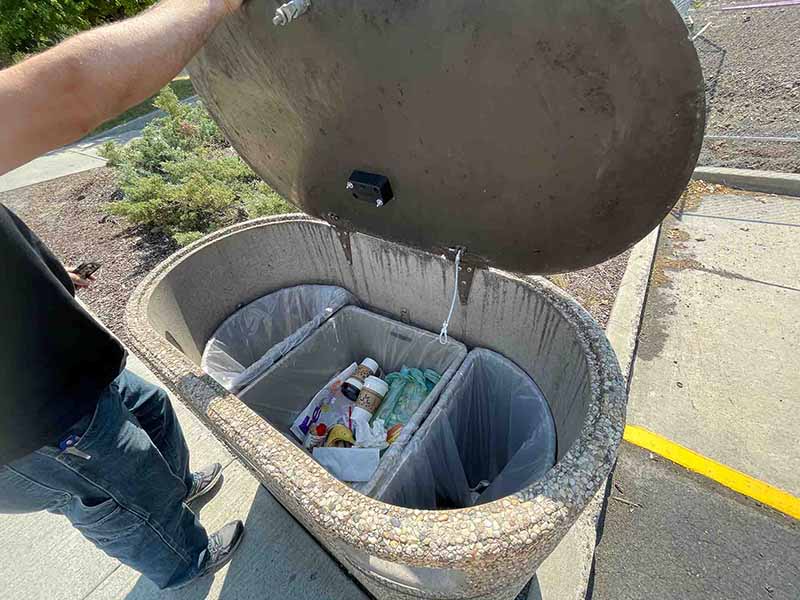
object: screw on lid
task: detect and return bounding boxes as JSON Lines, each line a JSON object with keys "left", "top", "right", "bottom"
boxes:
{"left": 363, "top": 376, "right": 389, "bottom": 397}
{"left": 360, "top": 358, "right": 380, "bottom": 373}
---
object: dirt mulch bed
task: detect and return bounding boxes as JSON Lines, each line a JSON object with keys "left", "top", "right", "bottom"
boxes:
{"left": 549, "top": 249, "right": 631, "bottom": 330}
{"left": 0, "top": 168, "right": 177, "bottom": 347}
{"left": 692, "top": 1, "right": 800, "bottom": 173}
{"left": 1, "top": 167, "right": 629, "bottom": 342}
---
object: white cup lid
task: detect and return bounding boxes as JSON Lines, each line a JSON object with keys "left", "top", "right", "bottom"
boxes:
{"left": 363, "top": 376, "right": 389, "bottom": 396}
{"left": 360, "top": 358, "right": 380, "bottom": 373}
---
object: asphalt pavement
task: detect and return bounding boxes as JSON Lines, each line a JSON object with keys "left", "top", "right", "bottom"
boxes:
{"left": 591, "top": 443, "right": 800, "bottom": 600}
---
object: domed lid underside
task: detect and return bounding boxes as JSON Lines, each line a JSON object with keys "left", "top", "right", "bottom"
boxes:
{"left": 189, "top": 0, "right": 705, "bottom": 273}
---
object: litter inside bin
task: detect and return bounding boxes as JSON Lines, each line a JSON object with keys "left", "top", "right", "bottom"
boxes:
{"left": 238, "top": 305, "right": 467, "bottom": 493}
{"left": 291, "top": 362, "right": 359, "bottom": 441}
{"left": 313, "top": 447, "right": 380, "bottom": 483}
{"left": 375, "top": 368, "right": 442, "bottom": 431}
{"left": 375, "top": 348, "right": 557, "bottom": 509}
{"left": 293, "top": 360, "right": 440, "bottom": 482}
{"left": 201, "top": 284, "right": 356, "bottom": 393}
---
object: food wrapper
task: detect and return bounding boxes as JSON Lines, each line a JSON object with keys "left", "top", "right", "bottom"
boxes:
{"left": 291, "top": 363, "right": 357, "bottom": 442}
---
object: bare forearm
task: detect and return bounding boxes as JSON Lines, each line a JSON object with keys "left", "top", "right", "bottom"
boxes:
{"left": 0, "top": 0, "right": 240, "bottom": 175}
{"left": 73, "top": 0, "right": 236, "bottom": 124}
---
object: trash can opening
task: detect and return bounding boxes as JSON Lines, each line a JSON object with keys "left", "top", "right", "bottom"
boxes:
{"left": 201, "top": 285, "right": 357, "bottom": 393}
{"left": 376, "top": 348, "right": 557, "bottom": 509}
{"left": 238, "top": 306, "right": 467, "bottom": 494}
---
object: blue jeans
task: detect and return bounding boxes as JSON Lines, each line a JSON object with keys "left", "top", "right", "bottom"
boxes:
{"left": 0, "top": 370, "right": 208, "bottom": 589}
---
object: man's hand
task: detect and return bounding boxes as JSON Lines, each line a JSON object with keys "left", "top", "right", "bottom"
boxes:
{"left": 67, "top": 269, "right": 96, "bottom": 290}
{"left": 0, "top": 0, "right": 248, "bottom": 175}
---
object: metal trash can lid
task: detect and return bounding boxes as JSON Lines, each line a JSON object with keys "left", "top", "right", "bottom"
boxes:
{"left": 189, "top": 0, "right": 705, "bottom": 274}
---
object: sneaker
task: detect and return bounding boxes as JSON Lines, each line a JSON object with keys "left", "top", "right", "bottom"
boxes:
{"left": 186, "top": 463, "right": 223, "bottom": 503}
{"left": 199, "top": 520, "right": 245, "bottom": 577}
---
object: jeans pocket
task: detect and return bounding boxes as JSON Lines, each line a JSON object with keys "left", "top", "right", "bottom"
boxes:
{"left": 70, "top": 497, "right": 143, "bottom": 546}
{"left": 57, "top": 384, "right": 123, "bottom": 462}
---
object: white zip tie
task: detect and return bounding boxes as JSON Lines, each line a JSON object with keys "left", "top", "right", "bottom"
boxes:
{"left": 439, "top": 248, "right": 464, "bottom": 345}
{"left": 691, "top": 22, "right": 712, "bottom": 41}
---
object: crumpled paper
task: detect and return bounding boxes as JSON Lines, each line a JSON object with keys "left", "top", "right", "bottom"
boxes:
{"left": 353, "top": 417, "right": 388, "bottom": 450}
{"left": 313, "top": 447, "right": 380, "bottom": 482}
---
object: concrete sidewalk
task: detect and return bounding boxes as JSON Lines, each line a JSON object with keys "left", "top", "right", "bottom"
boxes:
{"left": 0, "top": 352, "right": 369, "bottom": 600}
{"left": 590, "top": 183, "right": 800, "bottom": 599}
{"left": 0, "top": 96, "right": 199, "bottom": 194}
{"left": 627, "top": 187, "right": 800, "bottom": 496}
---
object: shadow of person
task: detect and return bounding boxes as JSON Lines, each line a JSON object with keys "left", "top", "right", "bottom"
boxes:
{"left": 214, "top": 484, "right": 368, "bottom": 600}
{"left": 121, "top": 561, "right": 213, "bottom": 599}
{"left": 122, "top": 478, "right": 367, "bottom": 600}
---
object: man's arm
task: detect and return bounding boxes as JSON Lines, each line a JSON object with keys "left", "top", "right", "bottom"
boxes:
{"left": 0, "top": 0, "right": 243, "bottom": 175}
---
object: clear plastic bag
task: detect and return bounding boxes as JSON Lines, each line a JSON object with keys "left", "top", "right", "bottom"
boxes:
{"left": 375, "top": 348, "right": 557, "bottom": 509}
{"left": 201, "top": 285, "right": 356, "bottom": 393}
{"left": 291, "top": 363, "right": 357, "bottom": 441}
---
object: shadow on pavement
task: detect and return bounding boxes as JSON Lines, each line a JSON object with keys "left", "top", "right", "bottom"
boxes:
{"left": 123, "top": 482, "right": 368, "bottom": 600}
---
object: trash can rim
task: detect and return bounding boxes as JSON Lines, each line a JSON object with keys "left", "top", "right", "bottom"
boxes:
{"left": 124, "top": 215, "right": 626, "bottom": 576}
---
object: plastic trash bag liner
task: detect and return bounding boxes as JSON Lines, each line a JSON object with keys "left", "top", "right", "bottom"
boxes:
{"left": 201, "top": 285, "right": 356, "bottom": 393}
{"left": 238, "top": 306, "right": 467, "bottom": 495}
{"left": 374, "top": 348, "right": 557, "bottom": 509}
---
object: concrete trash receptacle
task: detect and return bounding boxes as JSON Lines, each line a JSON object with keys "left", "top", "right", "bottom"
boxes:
{"left": 126, "top": 218, "right": 625, "bottom": 599}
{"left": 126, "top": 0, "right": 705, "bottom": 597}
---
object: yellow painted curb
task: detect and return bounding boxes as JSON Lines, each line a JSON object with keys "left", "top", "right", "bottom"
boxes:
{"left": 623, "top": 425, "right": 800, "bottom": 521}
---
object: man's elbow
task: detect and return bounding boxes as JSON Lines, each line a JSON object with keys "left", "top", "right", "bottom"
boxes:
{"left": 57, "top": 49, "right": 106, "bottom": 138}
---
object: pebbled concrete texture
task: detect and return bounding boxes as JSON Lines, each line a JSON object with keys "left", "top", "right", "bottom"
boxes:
{"left": 525, "top": 229, "right": 659, "bottom": 600}
{"left": 125, "top": 216, "right": 628, "bottom": 600}
{"left": 628, "top": 189, "right": 800, "bottom": 495}
{"left": 592, "top": 443, "right": 800, "bottom": 600}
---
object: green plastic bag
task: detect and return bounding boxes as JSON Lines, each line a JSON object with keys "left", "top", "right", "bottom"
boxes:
{"left": 374, "top": 367, "right": 441, "bottom": 429}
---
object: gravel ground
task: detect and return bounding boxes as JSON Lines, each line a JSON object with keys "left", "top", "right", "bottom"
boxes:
{"left": 549, "top": 250, "right": 632, "bottom": 329}
{"left": 0, "top": 167, "right": 629, "bottom": 340}
{"left": 690, "top": 1, "right": 800, "bottom": 172}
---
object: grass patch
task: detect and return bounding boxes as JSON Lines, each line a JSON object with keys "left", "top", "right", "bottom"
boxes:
{"left": 89, "top": 77, "right": 195, "bottom": 137}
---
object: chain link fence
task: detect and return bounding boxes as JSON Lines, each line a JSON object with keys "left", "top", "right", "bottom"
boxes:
{"left": 672, "top": 0, "right": 694, "bottom": 20}
{"left": 683, "top": 0, "right": 800, "bottom": 172}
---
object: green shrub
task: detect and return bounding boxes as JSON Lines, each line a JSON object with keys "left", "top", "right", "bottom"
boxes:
{"left": 0, "top": 1, "right": 154, "bottom": 65}
{"left": 100, "top": 87, "right": 294, "bottom": 245}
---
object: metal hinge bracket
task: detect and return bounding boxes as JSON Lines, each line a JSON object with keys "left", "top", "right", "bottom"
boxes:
{"left": 446, "top": 247, "right": 479, "bottom": 306}
{"left": 326, "top": 213, "right": 354, "bottom": 265}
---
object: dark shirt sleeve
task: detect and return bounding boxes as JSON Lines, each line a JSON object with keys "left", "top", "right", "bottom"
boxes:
{"left": 1, "top": 205, "right": 76, "bottom": 296}
{"left": 0, "top": 204, "right": 126, "bottom": 465}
